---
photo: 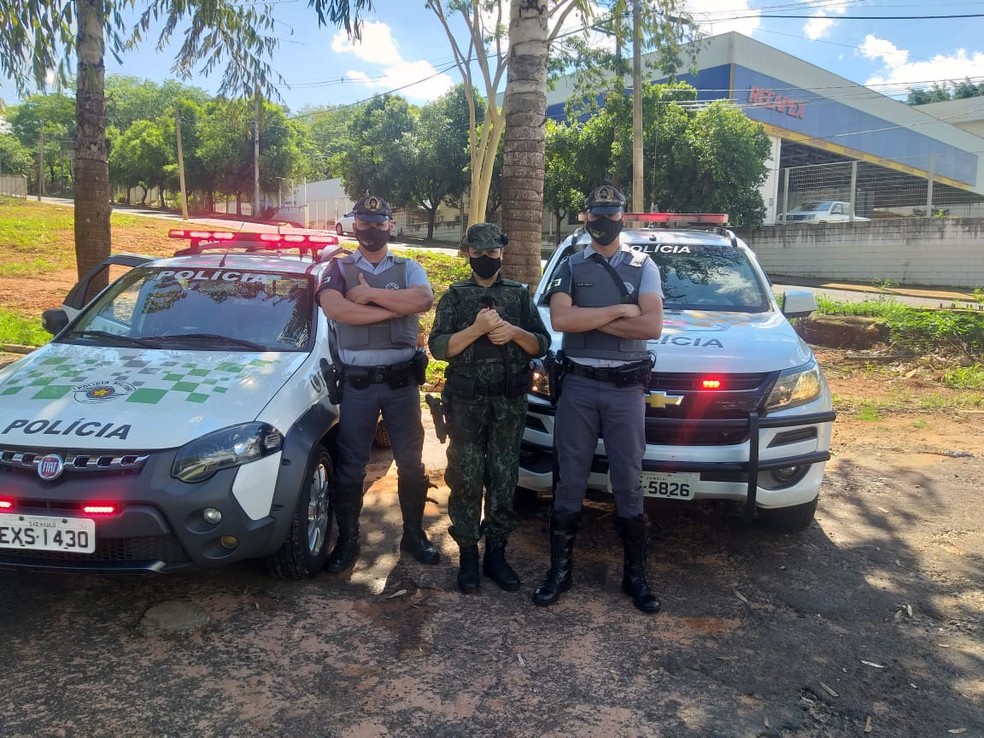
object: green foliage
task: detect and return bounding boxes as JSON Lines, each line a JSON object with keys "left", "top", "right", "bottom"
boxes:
{"left": 856, "top": 402, "right": 882, "bottom": 421}
{"left": 546, "top": 83, "right": 769, "bottom": 226}
{"left": 907, "top": 78, "right": 984, "bottom": 105}
{"left": 0, "top": 133, "right": 33, "bottom": 176}
{"left": 816, "top": 295, "right": 984, "bottom": 360}
{"left": 942, "top": 365, "right": 984, "bottom": 390}
{"left": 0, "top": 309, "right": 49, "bottom": 347}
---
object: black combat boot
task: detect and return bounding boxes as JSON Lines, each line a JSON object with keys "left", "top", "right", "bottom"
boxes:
{"left": 531, "top": 509, "right": 580, "bottom": 606}
{"left": 457, "top": 544, "right": 480, "bottom": 594}
{"left": 483, "top": 538, "right": 520, "bottom": 591}
{"left": 398, "top": 478, "right": 440, "bottom": 565}
{"left": 324, "top": 483, "right": 364, "bottom": 573}
{"left": 615, "top": 514, "right": 661, "bottom": 614}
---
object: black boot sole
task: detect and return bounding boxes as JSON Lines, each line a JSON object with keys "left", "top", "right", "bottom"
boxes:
{"left": 531, "top": 579, "right": 571, "bottom": 606}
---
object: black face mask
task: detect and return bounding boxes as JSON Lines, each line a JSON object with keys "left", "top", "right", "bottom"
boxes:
{"left": 586, "top": 218, "right": 623, "bottom": 246}
{"left": 470, "top": 254, "right": 501, "bottom": 280}
{"left": 356, "top": 227, "right": 389, "bottom": 252}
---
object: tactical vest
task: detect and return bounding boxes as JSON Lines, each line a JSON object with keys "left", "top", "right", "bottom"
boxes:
{"left": 445, "top": 278, "right": 532, "bottom": 382}
{"left": 334, "top": 256, "right": 419, "bottom": 351}
{"left": 561, "top": 249, "right": 649, "bottom": 361}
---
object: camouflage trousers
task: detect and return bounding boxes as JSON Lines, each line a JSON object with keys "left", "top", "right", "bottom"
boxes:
{"left": 444, "top": 394, "right": 527, "bottom": 546}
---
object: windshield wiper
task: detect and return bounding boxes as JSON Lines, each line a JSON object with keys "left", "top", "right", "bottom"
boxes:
{"left": 152, "top": 333, "right": 268, "bottom": 351}
{"left": 64, "top": 330, "right": 162, "bottom": 348}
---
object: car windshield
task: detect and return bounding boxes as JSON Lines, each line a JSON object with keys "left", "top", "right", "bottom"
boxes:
{"left": 60, "top": 266, "right": 315, "bottom": 351}
{"left": 544, "top": 240, "right": 771, "bottom": 312}
{"left": 797, "top": 202, "right": 827, "bottom": 212}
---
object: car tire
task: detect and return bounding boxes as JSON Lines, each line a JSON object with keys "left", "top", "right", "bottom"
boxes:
{"left": 757, "top": 495, "right": 818, "bottom": 533}
{"left": 336, "top": 223, "right": 344, "bottom": 235}
{"left": 266, "top": 443, "right": 334, "bottom": 579}
{"left": 373, "top": 420, "right": 391, "bottom": 449}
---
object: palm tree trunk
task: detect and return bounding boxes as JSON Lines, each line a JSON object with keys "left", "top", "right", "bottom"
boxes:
{"left": 500, "top": 0, "right": 549, "bottom": 287}
{"left": 74, "top": 0, "right": 112, "bottom": 286}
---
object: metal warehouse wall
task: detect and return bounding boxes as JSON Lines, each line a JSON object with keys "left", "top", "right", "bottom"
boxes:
{"left": 740, "top": 219, "right": 984, "bottom": 289}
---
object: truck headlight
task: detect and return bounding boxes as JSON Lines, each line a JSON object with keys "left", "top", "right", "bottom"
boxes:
{"left": 529, "top": 359, "right": 551, "bottom": 400}
{"left": 172, "top": 422, "right": 283, "bottom": 483}
{"left": 765, "top": 360, "right": 822, "bottom": 411}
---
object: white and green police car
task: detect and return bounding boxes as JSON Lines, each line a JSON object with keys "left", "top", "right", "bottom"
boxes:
{"left": 520, "top": 214, "right": 836, "bottom": 531}
{"left": 0, "top": 229, "right": 344, "bottom": 577}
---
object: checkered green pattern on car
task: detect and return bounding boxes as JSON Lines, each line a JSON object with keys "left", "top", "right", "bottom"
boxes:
{"left": 0, "top": 355, "right": 278, "bottom": 405}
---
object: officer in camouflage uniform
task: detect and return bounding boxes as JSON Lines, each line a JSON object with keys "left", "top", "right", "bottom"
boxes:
{"left": 429, "top": 224, "right": 550, "bottom": 593}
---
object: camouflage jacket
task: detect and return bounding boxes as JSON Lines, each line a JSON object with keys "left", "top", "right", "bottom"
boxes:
{"left": 429, "top": 276, "right": 550, "bottom": 384}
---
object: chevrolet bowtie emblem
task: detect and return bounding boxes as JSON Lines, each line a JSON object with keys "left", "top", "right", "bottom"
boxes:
{"left": 645, "top": 391, "right": 684, "bottom": 409}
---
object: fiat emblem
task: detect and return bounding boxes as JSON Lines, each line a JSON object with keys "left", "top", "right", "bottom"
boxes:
{"left": 37, "top": 453, "right": 66, "bottom": 481}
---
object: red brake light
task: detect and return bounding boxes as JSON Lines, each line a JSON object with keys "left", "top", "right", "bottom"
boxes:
{"left": 0, "top": 498, "right": 13, "bottom": 510}
{"left": 701, "top": 378, "right": 723, "bottom": 390}
{"left": 82, "top": 504, "right": 117, "bottom": 515}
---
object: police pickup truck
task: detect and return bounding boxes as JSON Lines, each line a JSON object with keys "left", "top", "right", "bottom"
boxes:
{"left": 520, "top": 214, "right": 836, "bottom": 531}
{"left": 0, "top": 229, "right": 345, "bottom": 577}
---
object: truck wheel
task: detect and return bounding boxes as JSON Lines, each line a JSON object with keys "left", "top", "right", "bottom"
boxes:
{"left": 373, "top": 420, "right": 391, "bottom": 449}
{"left": 266, "top": 444, "right": 333, "bottom": 579}
{"left": 757, "top": 496, "right": 818, "bottom": 533}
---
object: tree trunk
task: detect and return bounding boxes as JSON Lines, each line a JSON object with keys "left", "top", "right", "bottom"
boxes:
{"left": 426, "top": 207, "right": 437, "bottom": 240}
{"left": 500, "top": 0, "right": 549, "bottom": 287}
{"left": 74, "top": 0, "right": 112, "bottom": 285}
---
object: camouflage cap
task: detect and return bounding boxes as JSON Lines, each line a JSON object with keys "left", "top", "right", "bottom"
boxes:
{"left": 349, "top": 194, "right": 393, "bottom": 222}
{"left": 464, "top": 222, "right": 509, "bottom": 251}
{"left": 584, "top": 184, "right": 626, "bottom": 215}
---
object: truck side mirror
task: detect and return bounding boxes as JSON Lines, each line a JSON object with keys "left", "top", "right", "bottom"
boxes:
{"left": 41, "top": 308, "right": 70, "bottom": 335}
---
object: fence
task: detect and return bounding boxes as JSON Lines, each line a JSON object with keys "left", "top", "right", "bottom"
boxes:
{"left": 0, "top": 175, "right": 28, "bottom": 198}
{"left": 775, "top": 160, "right": 984, "bottom": 224}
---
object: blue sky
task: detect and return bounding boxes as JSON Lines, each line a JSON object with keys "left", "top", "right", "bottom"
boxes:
{"left": 2, "top": 0, "right": 983, "bottom": 112}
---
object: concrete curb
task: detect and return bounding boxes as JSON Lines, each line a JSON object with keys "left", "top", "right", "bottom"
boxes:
{"left": 1, "top": 344, "right": 35, "bottom": 355}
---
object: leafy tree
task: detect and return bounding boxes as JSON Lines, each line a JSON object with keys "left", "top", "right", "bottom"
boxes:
{"left": 952, "top": 78, "right": 984, "bottom": 100}
{"left": 543, "top": 119, "right": 587, "bottom": 234}
{"left": 339, "top": 95, "right": 417, "bottom": 205}
{"left": 108, "top": 118, "right": 170, "bottom": 205}
{"left": 6, "top": 92, "right": 76, "bottom": 194}
{"left": 907, "top": 82, "right": 952, "bottom": 105}
{"left": 105, "top": 76, "right": 210, "bottom": 132}
{"left": 407, "top": 84, "right": 474, "bottom": 240}
{"left": 0, "top": 132, "right": 33, "bottom": 175}
{"left": 299, "top": 105, "right": 358, "bottom": 180}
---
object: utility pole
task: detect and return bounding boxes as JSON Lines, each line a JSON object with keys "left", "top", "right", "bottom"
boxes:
{"left": 38, "top": 121, "right": 44, "bottom": 201}
{"left": 631, "top": 0, "right": 644, "bottom": 212}
{"left": 253, "top": 93, "right": 261, "bottom": 218}
{"left": 175, "top": 104, "right": 189, "bottom": 220}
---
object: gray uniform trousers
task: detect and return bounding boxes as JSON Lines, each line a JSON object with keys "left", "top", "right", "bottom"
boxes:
{"left": 334, "top": 381, "right": 427, "bottom": 489}
{"left": 553, "top": 374, "right": 647, "bottom": 518}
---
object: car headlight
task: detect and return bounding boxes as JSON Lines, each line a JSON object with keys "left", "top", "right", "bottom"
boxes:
{"left": 172, "top": 422, "right": 283, "bottom": 483}
{"left": 529, "top": 359, "right": 551, "bottom": 400}
{"left": 765, "top": 360, "right": 823, "bottom": 411}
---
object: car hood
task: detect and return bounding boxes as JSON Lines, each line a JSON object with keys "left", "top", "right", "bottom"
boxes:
{"left": 540, "top": 307, "right": 814, "bottom": 374}
{"left": 0, "top": 344, "right": 307, "bottom": 449}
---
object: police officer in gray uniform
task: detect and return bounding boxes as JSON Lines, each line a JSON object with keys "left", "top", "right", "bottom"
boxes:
{"left": 318, "top": 195, "right": 439, "bottom": 571}
{"left": 532, "top": 185, "right": 664, "bottom": 614}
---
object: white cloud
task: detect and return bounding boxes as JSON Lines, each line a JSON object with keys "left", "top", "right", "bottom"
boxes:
{"left": 802, "top": 2, "right": 847, "bottom": 41}
{"left": 331, "top": 21, "right": 402, "bottom": 67}
{"left": 332, "top": 21, "right": 455, "bottom": 102}
{"left": 860, "top": 34, "right": 984, "bottom": 93}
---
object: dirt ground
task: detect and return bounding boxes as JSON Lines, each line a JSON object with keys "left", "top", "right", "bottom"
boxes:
{"left": 0, "top": 268, "right": 981, "bottom": 737}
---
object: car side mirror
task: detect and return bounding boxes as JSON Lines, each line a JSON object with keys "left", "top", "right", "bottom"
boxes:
{"left": 41, "top": 308, "right": 70, "bottom": 335}
{"left": 781, "top": 289, "right": 818, "bottom": 319}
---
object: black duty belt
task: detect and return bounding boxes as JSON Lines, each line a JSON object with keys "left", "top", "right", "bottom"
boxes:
{"left": 344, "top": 356, "right": 419, "bottom": 390}
{"left": 564, "top": 359, "right": 651, "bottom": 387}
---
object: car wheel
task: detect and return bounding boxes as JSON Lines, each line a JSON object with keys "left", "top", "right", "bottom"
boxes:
{"left": 373, "top": 420, "right": 391, "bottom": 449}
{"left": 266, "top": 443, "right": 333, "bottom": 579}
{"left": 757, "top": 495, "right": 818, "bottom": 533}
{"left": 335, "top": 223, "right": 344, "bottom": 235}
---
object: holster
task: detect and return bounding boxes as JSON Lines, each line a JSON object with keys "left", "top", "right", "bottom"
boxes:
{"left": 544, "top": 350, "right": 566, "bottom": 404}
{"left": 425, "top": 393, "right": 450, "bottom": 444}
{"left": 320, "top": 358, "right": 344, "bottom": 404}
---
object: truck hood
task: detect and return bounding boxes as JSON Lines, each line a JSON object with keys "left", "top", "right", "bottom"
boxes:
{"left": 0, "top": 344, "right": 306, "bottom": 449}
{"left": 541, "top": 307, "right": 814, "bottom": 374}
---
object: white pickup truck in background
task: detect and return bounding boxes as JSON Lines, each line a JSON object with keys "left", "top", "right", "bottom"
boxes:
{"left": 781, "top": 200, "right": 869, "bottom": 223}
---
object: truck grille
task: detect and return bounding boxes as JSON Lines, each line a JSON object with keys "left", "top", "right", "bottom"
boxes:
{"left": 0, "top": 535, "right": 188, "bottom": 565}
{"left": 0, "top": 447, "right": 151, "bottom": 476}
{"left": 645, "top": 372, "right": 775, "bottom": 445}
